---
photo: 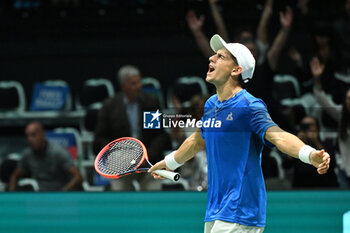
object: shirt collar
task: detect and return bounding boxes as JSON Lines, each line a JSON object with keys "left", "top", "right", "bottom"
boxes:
{"left": 123, "top": 93, "right": 138, "bottom": 105}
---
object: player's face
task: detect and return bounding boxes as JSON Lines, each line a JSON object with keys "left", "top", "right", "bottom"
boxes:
{"left": 122, "top": 74, "right": 142, "bottom": 101}
{"left": 206, "top": 48, "right": 236, "bottom": 85}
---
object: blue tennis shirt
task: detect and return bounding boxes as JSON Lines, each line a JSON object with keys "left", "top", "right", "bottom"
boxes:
{"left": 200, "top": 89, "right": 277, "bottom": 227}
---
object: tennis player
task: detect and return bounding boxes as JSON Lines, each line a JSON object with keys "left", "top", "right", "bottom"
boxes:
{"left": 149, "top": 34, "right": 330, "bottom": 233}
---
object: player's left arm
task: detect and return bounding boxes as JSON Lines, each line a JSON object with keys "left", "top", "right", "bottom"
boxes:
{"left": 265, "top": 126, "right": 330, "bottom": 175}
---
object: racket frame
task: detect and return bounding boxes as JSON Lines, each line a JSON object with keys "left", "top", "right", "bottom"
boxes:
{"left": 94, "top": 137, "right": 180, "bottom": 182}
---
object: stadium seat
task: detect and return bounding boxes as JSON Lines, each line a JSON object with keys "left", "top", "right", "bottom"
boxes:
{"left": 46, "top": 127, "right": 82, "bottom": 160}
{"left": 167, "top": 76, "right": 208, "bottom": 108}
{"left": 280, "top": 93, "right": 319, "bottom": 117}
{"left": 141, "top": 77, "right": 165, "bottom": 109}
{"left": 81, "top": 159, "right": 106, "bottom": 192}
{"left": 0, "top": 153, "right": 39, "bottom": 191}
{"left": 81, "top": 103, "right": 101, "bottom": 133}
{"left": 0, "top": 81, "right": 26, "bottom": 114}
{"left": 76, "top": 79, "right": 114, "bottom": 162}
{"left": 18, "top": 178, "right": 39, "bottom": 191}
{"left": 29, "top": 80, "right": 72, "bottom": 112}
{"left": 273, "top": 75, "right": 301, "bottom": 100}
{"left": 45, "top": 127, "right": 102, "bottom": 191}
{"left": 0, "top": 153, "right": 21, "bottom": 188}
{"left": 334, "top": 72, "right": 350, "bottom": 84}
{"left": 79, "top": 103, "right": 100, "bottom": 161}
{"left": 76, "top": 78, "right": 114, "bottom": 110}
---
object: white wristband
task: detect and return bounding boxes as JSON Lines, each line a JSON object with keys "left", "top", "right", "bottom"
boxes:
{"left": 164, "top": 151, "right": 183, "bottom": 170}
{"left": 298, "top": 145, "right": 315, "bottom": 165}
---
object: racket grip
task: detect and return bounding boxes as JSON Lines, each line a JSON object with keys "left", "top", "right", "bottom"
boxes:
{"left": 153, "top": 170, "right": 181, "bottom": 182}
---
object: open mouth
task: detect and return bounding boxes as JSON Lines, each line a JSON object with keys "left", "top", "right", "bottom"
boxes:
{"left": 208, "top": 64, "right": 215, "bottom": 73}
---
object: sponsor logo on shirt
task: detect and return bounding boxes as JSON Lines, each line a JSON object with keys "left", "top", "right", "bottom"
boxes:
{"left": 226, "top": 112, "right": 233, "bottom": 121}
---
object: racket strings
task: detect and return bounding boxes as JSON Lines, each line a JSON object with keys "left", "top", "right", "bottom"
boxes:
{"left": 98, "top": 139, "right": 144, "bottom": 175}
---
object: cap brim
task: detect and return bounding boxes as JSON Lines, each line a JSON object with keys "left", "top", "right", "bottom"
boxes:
{"left": 210, "top": 34, "right": 228, "bottom": 53}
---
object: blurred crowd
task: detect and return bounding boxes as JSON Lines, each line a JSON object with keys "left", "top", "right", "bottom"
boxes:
{"left": 180, "top": 0, "right": 349, "bottom": 190}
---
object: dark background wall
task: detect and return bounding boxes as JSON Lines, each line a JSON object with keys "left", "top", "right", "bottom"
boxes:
{"left": 0, "top": 0, "right": 344, "bottom": 105}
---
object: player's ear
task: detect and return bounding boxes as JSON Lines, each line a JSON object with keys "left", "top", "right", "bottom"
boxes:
{"left": 231, "top": 66, "right": 243, "bottom": 77}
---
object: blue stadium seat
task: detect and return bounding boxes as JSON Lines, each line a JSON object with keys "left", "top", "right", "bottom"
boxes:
{"left": 273, "top": 75, "right": 301, "bottom": 100}
{"left": 29, "top": 80, "right": 72, "bottom": 112}
{"left": 141, "top": 77, "right": 165, "bottom": 110}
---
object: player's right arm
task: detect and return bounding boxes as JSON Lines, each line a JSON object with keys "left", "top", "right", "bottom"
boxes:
{"left": 148, "top": 128, "right": 205, "bottom": 178}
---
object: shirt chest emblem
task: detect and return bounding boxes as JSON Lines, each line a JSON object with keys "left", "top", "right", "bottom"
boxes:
{"left": 226, "top": 112, "right": 233, "bottom": 121}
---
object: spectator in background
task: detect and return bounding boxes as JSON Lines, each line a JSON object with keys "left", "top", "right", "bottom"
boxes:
{"left": 294, "top": 25, "right": 340, "bottom": 97}
{"left": 9, "top": 122, "right": 83, "bottom": 191}
{"left": 282, "top": 116, "right": 338, "bottom": 188}
{"left": 332, "top": 0, "right": 350, "bottom": 78}
{"left": 186, "top": 0, "right": 294, "bottom": 130}
{"left": 186, "top": 0, "right": 272, "bottom": 65}
{"left": 94, "top": 65, "right": 171, "bottom": 191}
{"left": 172, "top": 95, "right": 209, "bottom": 191}
{"left": 327, "top": 0, "right": 350, "bottom": 106}
{"left": 311, "top": 57, "right": 350, "bottom": 188}
{"left": 186, "top": 1, "right": 296, "bottom": 183}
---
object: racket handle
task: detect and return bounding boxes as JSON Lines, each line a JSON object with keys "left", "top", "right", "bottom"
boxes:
{"left": 153, "top": 170, "right": 181, "bottom": 182}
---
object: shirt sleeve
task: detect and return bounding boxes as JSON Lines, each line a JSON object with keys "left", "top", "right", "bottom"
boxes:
{"left": 55, "top": 145, "right": 74, "bottom": 172}
{"left": 17, "top": 150, "right": 30, "bottom": 172}
{"left": 249, "top": 99, "right": 277, "bottom": 148}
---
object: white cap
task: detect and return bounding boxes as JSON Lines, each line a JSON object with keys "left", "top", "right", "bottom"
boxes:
{"left": 210, "top": 34, "right": 256, "bottom": 83}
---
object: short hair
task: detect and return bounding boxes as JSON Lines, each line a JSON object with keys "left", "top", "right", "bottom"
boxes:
{"left": 117, "top": 65, "right": 140, "bottom": 85}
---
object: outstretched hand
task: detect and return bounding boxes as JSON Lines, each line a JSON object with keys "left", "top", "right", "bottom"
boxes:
{"left": 186, "top": 10, "right": 205, "bottom": 32}
{"left": 148, "top": 160, "right": 168, "bottom": 179}
{"left": 310, "top": 56, "right": 325, "bottom": 78}
{"left": 209, "top": 0, "right": 219, "bottom": 4}
{"left": 309, "top": 149, "right": 330, "bottom": 175}
{"left": 280, "top": 6, "right": 293, "bottom": 29}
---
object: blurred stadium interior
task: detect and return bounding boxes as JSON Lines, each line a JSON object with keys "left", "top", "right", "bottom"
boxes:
{"left": 0, "top": 0, "right": 350, "bottom": 232}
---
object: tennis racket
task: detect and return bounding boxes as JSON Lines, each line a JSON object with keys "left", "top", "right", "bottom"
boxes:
{"left": 94, "top": 137, "right": 180, "bottom": 182}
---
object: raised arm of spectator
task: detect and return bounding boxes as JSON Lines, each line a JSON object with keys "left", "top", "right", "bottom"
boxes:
{"left": 186, "top": 10, "right": 213, "bottom": 58}
{"left": 267, "top": 6, "right": 293, "bottom": 71}
{"left": 310, "top": 57, "right": 342, "bottom": 121}
{"left": 256, "top": 0, "right": 273, "bottom": 47}
{"left": 209, "top": 0, "right": 229, "bottom": 41}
